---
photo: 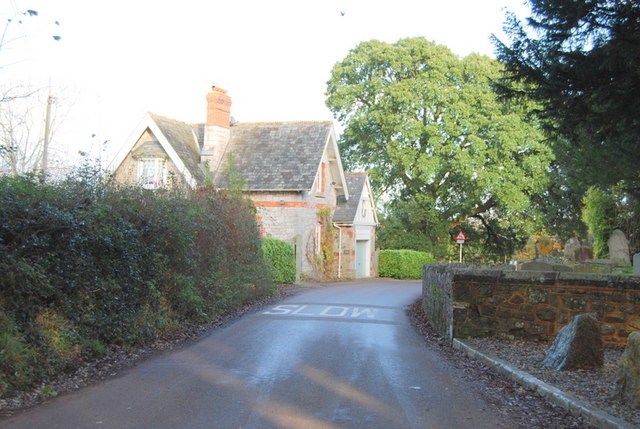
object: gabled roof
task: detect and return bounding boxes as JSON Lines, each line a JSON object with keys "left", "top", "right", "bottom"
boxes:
{"left": 333, "top": 173, "right": 368, "bottom": 223}
{"left": 109, "top": 113, "right": 205, "bottom": 187}
{"left": 213, "top": 121, "right": 336, "bottom": 191}
{"left": 148, "top": 114, "right": 206, "bottom": 185}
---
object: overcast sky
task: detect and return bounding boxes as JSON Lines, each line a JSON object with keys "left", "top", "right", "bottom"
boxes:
{"left": 0, "top": 0, "right": 530, "bottom": 166}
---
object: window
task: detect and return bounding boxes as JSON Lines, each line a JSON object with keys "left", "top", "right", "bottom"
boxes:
{"left": 315, "top": 162, "right": 326, "bottom": 194}
{"left": 138, "top": 158, "right": 166, "bottom": 189}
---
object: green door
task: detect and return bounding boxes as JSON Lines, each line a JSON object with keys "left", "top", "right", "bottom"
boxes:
{"left": 356, "top": 240, "right": 367, "bottom": 277}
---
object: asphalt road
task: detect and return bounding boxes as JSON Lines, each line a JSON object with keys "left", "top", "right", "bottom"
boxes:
{"left": 0, "top": 279, "right": 516, "bottom": 429}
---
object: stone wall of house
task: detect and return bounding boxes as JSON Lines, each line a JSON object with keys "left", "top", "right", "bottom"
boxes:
{"left": 249, "top": 186, "right": 338, "bottom": 279}
{"left": 337, "top": 225, "right": 356, "bottom": 279}
{"left": 422, "top": 264, "right": 640, "bottom": 345}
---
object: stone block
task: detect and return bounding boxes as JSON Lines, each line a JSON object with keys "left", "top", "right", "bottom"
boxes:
{"left": 513, "top": 312, "right": 535, "bottom": 321}
{"left": 627, "top": 317, "right": 640, "bottom": 331}
{"left": 521, "top": 261, "right": 554, "bottom": 271}
{"left": 535, "top": 307, "right": 557, "bottom": 322}
{"left": 528, "top": 288, "right": 548, "bottom": 305}
{"left": 563, "top": 296, "right": 587, "bottom": 310}
{"left": 590, "top": 302, "right": 615, "bottom": 313}
{"left": 615, "top": 331, "right": 640, "bottom": 408}
{"left": 635, "top": 253, "right": 640, "bottom": 276}
{"left": 525, "top": 323, "right": 547, "bottom": 334}
{"left": 573, "top": 261, "right": 614, "bottom": 274}
{"left": 600, "top": 324, "right": 615, "bottom": 336}
{"left": 509, "top": 294, "right": 525, "bottom": 305}
{"left": 543, "top": 313, "right": 604, "bottom": 370}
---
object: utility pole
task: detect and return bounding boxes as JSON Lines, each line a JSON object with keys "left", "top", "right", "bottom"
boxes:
{"left": 40, "top": 92, "right": 54, "bottom": 174}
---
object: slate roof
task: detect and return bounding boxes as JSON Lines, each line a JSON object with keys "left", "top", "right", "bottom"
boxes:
{"left": 149, "top": 113, "right": 206, "bottom": 184}
{"left": 214, "top": 121, "right": 332, "bottom": 191}
{"left": 333, "top": 173, "right": 367, "bottom": 223}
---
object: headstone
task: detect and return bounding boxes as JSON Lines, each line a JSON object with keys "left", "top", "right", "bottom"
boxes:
{"left": 521, "top": 261, "right": 553, "bottom": 271}
{"left": 543, "top": 313, "right": 604, "bottom": 370}
{"left": 634, "top": 253, "right": 640, "bottom": 276}
{"left": 520, "top": 260, "right": 571, "bottom": 272}
{"left": 564, "top": 238, "right": 581, "bottom": 262}
{"left": 573, "top": 259, "right": 615, "bottom": 274}
{"left": 615, "top": 331, "right": 640, "bottom": 408}
{"left": 608, "top": 229, "right": 631, "bottom": 266}
{"left": 574, "top": 247, "right": 593, "bottom": 262}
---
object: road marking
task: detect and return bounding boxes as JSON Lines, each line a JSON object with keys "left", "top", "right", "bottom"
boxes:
{"left": 261, "top": 303, "right": 399, "bottom": 325}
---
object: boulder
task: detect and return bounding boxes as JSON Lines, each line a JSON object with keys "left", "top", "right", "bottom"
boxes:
{"left": 608, "top": 229, "right": 631, "bottom": 266}
{"left": 543, "top": 313, "right": 604, "bottom": 370}
{"left": 634, "top": 253, "right": 640, "bottom": 276}
{"left": 615, "top": 332, "right": 640, "bottom": 408}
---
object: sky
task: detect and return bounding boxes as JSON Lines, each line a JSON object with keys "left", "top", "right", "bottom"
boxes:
{"left": 0, "top": 0, "right": 530, "bottom": 169}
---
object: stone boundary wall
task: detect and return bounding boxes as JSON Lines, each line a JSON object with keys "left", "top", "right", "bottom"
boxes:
{"left": 422, "top": 264, "right": 640, "bottom": 345}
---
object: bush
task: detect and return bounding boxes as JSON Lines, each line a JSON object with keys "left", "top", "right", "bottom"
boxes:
{"left": 0, "top": 171, "right": 275, "bottom": 396}
{"left": 379, "top": 249, "right": 436, "bottom": 279}
{"left": 262, "top": 238, "right": 296, "bottom": 284}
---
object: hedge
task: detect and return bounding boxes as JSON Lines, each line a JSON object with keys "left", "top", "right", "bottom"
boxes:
{"left": 0, "top": 170, "right": 274, "bottom": 396}
{"left": 262, "top": 238, "right": 296, "bottom": 284}
{"left": 379, "top": 249, "right": 436, "bottom": 279}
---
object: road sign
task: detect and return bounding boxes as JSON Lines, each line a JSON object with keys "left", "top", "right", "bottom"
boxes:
{"left": 455, "top": 230, "right": 466, "bottom": 263}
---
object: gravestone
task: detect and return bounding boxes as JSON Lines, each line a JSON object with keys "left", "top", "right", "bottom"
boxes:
{"left": 564, "top": 237, "right": 581, "bottom": 262}
{"left": 608, "top": 229, "right": 631, "bottom": 266}
{"left": 574, "top": 247, "right": 593, "bottom": 262}
{"left": 634, "top": 253, "right": 640, "bottom": 276}
{"left": 564, "top": 238, "right": 593, "bottom": 262}
{"left": 573, "top": 260, "right": 615, "bottom": 274}
{"left": 615, "top": 331, "right": 640, "bottom": 408}
{"left": 543, "top": 313, "right": 604, "bottom": 370}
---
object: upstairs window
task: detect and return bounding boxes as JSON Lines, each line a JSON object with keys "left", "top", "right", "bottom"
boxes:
{"left": 138, "top": 157, "right": 166, "bottom": 189}
{"left": 315, "top": 162, "right": 326, "bottom": 194}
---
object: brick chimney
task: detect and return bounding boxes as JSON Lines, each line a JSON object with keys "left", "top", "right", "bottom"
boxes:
{"left": 201, "top": 86, "right": 232, "bottom": 172}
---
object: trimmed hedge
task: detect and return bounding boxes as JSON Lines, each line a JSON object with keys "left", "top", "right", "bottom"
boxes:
{"left": 262, "top": 238, "right": 296, "bottom": 284}
{"left": 379, "top": 249, "right": 436, "bottom": 279}
{"left": 0, "top": 171, "right": 274, "bottom": 396}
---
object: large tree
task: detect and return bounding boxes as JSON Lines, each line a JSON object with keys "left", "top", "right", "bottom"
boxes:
{"left": 493, "top": 0, "right": 640, "bottom": 192}
{"left": 326, "top": 38, "right": 553, "bottom": 259}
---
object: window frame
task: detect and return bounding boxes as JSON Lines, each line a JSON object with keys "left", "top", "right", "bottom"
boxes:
{"left": 137, "top": 157, "right": 167, "bottom": 189}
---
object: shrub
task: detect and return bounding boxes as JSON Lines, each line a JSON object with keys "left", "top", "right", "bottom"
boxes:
{"left": 262, "top": 238, "right": 296, "bottom": 284}
{"left": 379, "top": 249, "right": 436, "bottom": 279}
{"left": 0, "top": 171, "right": 275, "bottom": 396}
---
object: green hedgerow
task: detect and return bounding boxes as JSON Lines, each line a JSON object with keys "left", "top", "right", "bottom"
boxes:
{"left": 379, "top": 249, "right": 436, "bottom": 279}
{"left": 262, "top": 238, "right": 296, "bottom": 284}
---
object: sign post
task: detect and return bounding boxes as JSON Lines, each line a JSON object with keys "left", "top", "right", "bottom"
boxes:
{"left": 455, "top": 231, "right": 467, "bottom": 263}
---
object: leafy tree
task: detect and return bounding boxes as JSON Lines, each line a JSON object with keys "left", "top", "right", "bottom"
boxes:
{"left": 582, "top": 184, "right": 640, "bottom": 258}
{"left": 493, "top": 0, "right": 640, "bottom": 193}
{"left": 326, "top": 38, "right": 553, "bottom": 259}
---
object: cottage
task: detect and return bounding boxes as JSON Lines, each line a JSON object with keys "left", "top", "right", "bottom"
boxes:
{"left": 110, "top": 86, "right": 377, "bottom": 279}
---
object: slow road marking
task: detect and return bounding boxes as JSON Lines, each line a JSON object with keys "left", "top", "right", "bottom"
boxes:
{"left": 261, "top": 304, "right": 399, "bottom": 325}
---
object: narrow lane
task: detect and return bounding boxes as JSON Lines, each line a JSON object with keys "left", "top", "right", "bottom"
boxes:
{"left": 0, "top": 279, "right": 513, "bottom": 429}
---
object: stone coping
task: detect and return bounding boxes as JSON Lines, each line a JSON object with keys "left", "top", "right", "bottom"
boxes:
{"left": 454, "top": 339, "right": 636, "bottom": 429}
{"left": 428, "top": 264, "right": 640, "bottom": 289}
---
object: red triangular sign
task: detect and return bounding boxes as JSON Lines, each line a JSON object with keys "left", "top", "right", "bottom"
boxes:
{"left": 455, "top": 231, "right": 466, "bottom": 241}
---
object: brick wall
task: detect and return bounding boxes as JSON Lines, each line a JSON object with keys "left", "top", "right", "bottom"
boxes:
{"left": 422, "top": 264, "right": 640, "bottom": 345}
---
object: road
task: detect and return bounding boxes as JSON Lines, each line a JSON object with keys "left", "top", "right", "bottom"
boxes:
{"left": 0, "top": 279, "right": 515, "bottom": 429}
